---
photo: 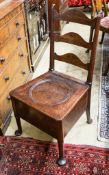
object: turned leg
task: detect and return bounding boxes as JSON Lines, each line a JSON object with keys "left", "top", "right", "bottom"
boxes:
{"left": 99, "top": 32, "right": 105, "bottom": 44}
{"left": 15, "top": 116, "right": 22, "bottom": 136}
{"left": 86, "top": 89, "right": 93, "bottom": 124}
{"left": 10, "top": 98, "right": 23, "bottom": 136}
{"left": 57, "top": 126, "right": 66, "bottom": 166}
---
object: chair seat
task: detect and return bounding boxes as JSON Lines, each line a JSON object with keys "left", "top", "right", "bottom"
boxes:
{"left": 100, "top": 16, "right": 109, "bottom": 29}
{"left": 10, "top": 71, "right": 89, "bottom": 121}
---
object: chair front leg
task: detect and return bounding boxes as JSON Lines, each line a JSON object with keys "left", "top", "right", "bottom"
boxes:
{"left": 57, "top": 125, "right": 66, "bottom": 166}
{"left": 15, "top": 115, "right": 22, "bottom": 136}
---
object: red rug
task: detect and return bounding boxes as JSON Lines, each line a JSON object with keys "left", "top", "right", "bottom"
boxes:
{"left": 68, "top": 0, "right": 91, "bottom": 7}
{"left": 0, "top": 137, "right": 109, "bottom": 175}
{"left": 68, "top": 0, "right": 109, "bottom": 7}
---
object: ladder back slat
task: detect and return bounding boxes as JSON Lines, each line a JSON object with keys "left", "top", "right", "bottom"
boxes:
{"left": 55, "top": 33, "right": 93, "bottom": 50}
{"left": 54, "top": 8, "right": 98, "bottom": 27}
{"left": 54, "top": 53, "right": 89, "bottom": 70}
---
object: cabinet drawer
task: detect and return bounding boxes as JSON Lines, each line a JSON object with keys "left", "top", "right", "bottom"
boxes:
{"left": 18, "top": 24, "right": 26, "bottom": 38}
{"left": 0, "top": 90, "right": 12, "bottom": 124}
{"left": 17, "top": 26, "right": 28, "bottom": 55}
{"left": 0, "top": 63, "right": 30, "bottom": 122}
{"left": 0, "top": 35, "right": 18, "bottom": 69}
{"left": 8, "top": 11, "right": 24, "bottom": 36}
{"left": 17, "top": 25, "right": 27, "bottom": 47}
{"left": 13, "top": 57, "right": 30, "bottom": 89}
{"left": 0, "top": 51, "right": 20, "bottom": 96}
{"left": 0, "top": 25, "right": 9, "bottom": 48}
{"left": 17, "top": 55, "right": 30, "bottom": 84}
{"left": 18, "top": 40, "right": 28, "bottom": 58}
{"left": 15, "top": 65, "right": 30, "bottom": 88}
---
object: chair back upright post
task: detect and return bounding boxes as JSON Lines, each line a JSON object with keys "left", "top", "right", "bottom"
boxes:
{"left": 49, "top": 4, "right": 55, "bottom": 71}
{"left": 87, "top": 16, "right": 100, "bottom": 84}
{"left": 49, "top": 5, "right": 100, "bottom": 85}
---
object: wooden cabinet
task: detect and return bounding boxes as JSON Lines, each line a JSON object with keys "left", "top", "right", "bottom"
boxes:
{"left": 0, "top": 0, "right": 31, "bottom": 135}
{"left": 48, "top": 0, "right": 68, "bottom": 31}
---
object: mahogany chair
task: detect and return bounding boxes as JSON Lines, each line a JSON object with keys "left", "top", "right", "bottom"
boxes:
{"left": 10, "top": 6, "right": 100, "bottom": 166}
{"left": 90, "top": 0, "right": 109, "bottom": 44}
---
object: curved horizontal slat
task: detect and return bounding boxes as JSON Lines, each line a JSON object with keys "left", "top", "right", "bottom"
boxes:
{"left": 55, "top": 32, "right": 92, "bottom": 50}
{"left": 54, "top": 53, "right": 89, "bottom": 70}
{"left": 54, "top": 8, "right": 98, "bottom": 27}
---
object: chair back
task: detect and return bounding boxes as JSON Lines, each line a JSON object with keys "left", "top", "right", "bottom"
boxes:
{"left": 49, "top": 5, "right": 100, "bottom": 85}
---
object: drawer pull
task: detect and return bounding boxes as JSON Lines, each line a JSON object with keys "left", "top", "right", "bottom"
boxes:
{"left": 19, "top": 54, "right": 24, "bottom": 57}
{"left": 0, "top": 57, "right": 5, "bottom": 63}
{"left": 17, "top": 36, "right": 21, "bottom": 41}
{"left": 16, "top": 22, "right": 20, "bottom": 26}
{"left": 22, "top": 71, "right": 26, "bottom": 75}
{"left": 7, "top": 96, "right": 11, "bottom": 101}
{"left": 4, "top": 76, "right": 10, "bottom": 81}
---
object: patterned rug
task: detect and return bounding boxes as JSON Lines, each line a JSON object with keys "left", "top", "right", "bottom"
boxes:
{"left": 68, "top": 0, "right": 91, "bottom": 7}
{"left": 0, "top": 137, "right": 109, "bottom": 175}
{"left": 98, "top": 33, "right": 109, "bottom": 143}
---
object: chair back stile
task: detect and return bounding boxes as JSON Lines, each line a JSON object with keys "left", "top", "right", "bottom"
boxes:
{"left": 87, "top": 15, "right": 100, "bottom": 84}
{"left": 49, "top": 4, "right": 55, "bottom": 71}
{"left": 49, "top": 5, "right": 100, "bottom": 85}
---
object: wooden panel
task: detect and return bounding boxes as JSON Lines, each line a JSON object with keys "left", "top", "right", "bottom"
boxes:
{"left": 0, "top": 59, "right": 30, "bottom": 123}
{"left": 0, "top": 0, "right": 31, "bottom": 133}
{"left": 0, "top": 25, "right": 9, "bottom": 47}
{"left": 8, "top": 11, "right": 24, "bottom": 36}
{"left": 15, "top": 58, "right": 30, "bottom": 85}
{"left": 18, "top": 23, "right": 26, "bottom": 37}
{"left": 17, "top": 25, "right": 27, "bottom": 46}
{"left": 0, "top": 90, "right": 12, "bottom": 124}
{"left": 16, "top": 11, "right": 24, "bottom": 26}
{"left": 0, "top": 1, "right": 24, "bottom": 23}
{"left": 0, "top": 35, "right": 18, "bottom": 69}
{"left": 18, "top": 26, "right": 29, "bottom": 68}
{"left": 0, "top": 50, "right": 20, "bottom": 97}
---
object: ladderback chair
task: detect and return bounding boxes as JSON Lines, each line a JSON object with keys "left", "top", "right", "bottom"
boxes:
{"left": 90, "top": 0, "right": 109, "bottom": 44}
{"left": 10, "top": 6, "right": 100, "bottom": 166}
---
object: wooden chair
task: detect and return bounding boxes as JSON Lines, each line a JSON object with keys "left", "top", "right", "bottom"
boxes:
{"left": 10, "top": 6, "right": 100, "bottom": 166}
{"left": 90, "top": 0, "right": 109, "bottom": 44}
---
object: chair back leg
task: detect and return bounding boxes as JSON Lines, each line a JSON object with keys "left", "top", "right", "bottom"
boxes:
{"left": 86, "top": 88, "right": 93, "bottom": 124}
{"left": 100, "top": 31, "right": 105, "bottom": 44}
{"left": 15, "top": 115, "right": 22, "bottom": 136}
